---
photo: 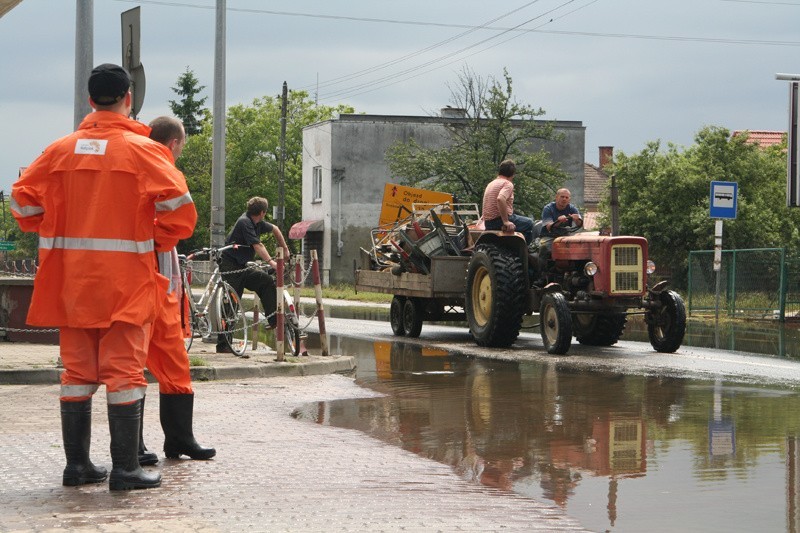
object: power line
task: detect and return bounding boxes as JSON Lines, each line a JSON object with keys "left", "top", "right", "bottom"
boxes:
{"left": 320, "top": 0, "right": 581, "bottom": 101}
{"left": 114, "top": 0, "right": 800, "bottom": 47}
{"left": 297, "top": 1, "right": 544, "bottom": 92}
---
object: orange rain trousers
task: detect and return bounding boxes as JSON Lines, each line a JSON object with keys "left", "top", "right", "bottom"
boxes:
{"left": 60, "top": 321, "right": 151, "bottom": 403}
{"left": 145, "top": 290, "right": 193, "bottom": 394}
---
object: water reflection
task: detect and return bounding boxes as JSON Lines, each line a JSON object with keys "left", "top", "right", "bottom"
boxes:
{"left": 297, "top": 335, "right": 800, "bottom": 532}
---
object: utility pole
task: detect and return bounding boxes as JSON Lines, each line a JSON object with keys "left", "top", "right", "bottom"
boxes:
{"left": 278, "top": 81, "right": 287, "bottom": 231}
{"left": 776, "top": 73, "right": 800, "bottom": 207}
{"left": 74, "top": 0, "right": 93, "bottom": 130}
{"left": 210, "top": 0, "right": 227, "bottom": 246}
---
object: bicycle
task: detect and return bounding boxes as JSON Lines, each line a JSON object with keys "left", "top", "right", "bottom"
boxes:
{"left": 246, "top": 260, "right": 303, "bottom": 358}
{"left": 179, "top": 245, "right": 248, "bottom": 357}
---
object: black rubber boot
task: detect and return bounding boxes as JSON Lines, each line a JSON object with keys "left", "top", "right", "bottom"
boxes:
{"left": 61, "top": 398, "right": 108, "bottom": 486}
{"left": 160, "top": 393, "right": 216, "bottom": 460}
{"left": 138, "top": 396, "right": 159, "bottom": 466}
{"left": 108, "top": 400, "right": 161, "bottom": 491}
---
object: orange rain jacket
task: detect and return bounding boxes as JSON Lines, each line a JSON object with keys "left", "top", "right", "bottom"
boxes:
{"left": 11, "top": 111, "right": 197, "bottom": 328}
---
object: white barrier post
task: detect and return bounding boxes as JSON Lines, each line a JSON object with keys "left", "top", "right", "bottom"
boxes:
{"left": 295, "top": 255, "right": 309, "bottom": 356}
{"left": 310, "top": 250, "right": 328, "bottom": 356}
{"left": 276, "top": 248, "right": 285, "bottom": 361}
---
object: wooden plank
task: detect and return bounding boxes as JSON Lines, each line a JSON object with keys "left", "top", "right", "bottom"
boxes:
{"left": 355, "top": 256, "right": 469, "bottom": 299}
{"left": 430, "top": 256, "right": 469, "bottom": 296}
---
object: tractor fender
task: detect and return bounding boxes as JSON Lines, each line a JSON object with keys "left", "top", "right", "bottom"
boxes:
{"left": 473, "top": 231, "right": 528, "bottom": 260}
{"left": 648, "top": 280, "right": 670, "bottom": 296}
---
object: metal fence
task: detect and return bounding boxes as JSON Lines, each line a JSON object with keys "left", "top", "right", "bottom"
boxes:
{"left": 687, "top": 248, "right": 800, "bottom": 321}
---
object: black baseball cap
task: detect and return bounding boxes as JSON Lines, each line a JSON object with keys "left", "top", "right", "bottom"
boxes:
{"left": 88, "top": 63, "right": 131, "bottom": 105}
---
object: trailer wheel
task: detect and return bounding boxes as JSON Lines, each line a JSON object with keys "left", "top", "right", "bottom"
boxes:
{"left": 465, "top": 244, "right": 526, "bottom": 347}
{"left": 647, "top": 290, "right": 686, "bottom": 353}
{"left": 390, "top": 296, "right": 406, "bottom": 336}
{"left": 540, "top": 292, "right": 572, "bottom": 355}
{"left": 574, "top": 313, "right": 627, "bottom": 346}
{"left": 403, "top": 298, "right": 424, "bottom": 338}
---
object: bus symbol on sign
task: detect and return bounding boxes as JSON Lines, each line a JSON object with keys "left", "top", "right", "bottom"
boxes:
{"left": 710, "top": 181, "right": 737, "bottom": 219}
{"left": 714, "top": 192, "right": 733, "bottom": 202}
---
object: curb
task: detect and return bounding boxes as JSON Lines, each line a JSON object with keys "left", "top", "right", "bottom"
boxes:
{"left": 0, "top": 357, "right": 357, "bottom": 385}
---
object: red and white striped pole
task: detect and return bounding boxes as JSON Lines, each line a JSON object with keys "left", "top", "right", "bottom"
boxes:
{"left": 310, "top": 249, "right": 329, "bottom": 356}
{"left": 276, "top": 248, "right": 285, "bottom": 361}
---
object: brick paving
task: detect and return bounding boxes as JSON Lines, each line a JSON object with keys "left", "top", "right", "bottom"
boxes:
{"left": 0, "top": 332, "right": 588, "bottom": 532}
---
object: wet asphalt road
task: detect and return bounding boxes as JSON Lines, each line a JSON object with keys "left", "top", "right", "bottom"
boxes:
{"left": 314, "top": 317, "right": 800, "bottom": 387}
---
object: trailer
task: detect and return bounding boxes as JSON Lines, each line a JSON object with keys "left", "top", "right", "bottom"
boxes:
{"left": 355, "top": 255, "right": 469, "bottom": 337}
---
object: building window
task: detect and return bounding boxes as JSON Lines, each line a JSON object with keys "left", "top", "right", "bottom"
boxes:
{"left": 312, "top": 166, "right": 322, "bottom": 203}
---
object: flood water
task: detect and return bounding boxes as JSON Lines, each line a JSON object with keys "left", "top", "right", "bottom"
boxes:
{"left": 294, "top": 308, "right": 800, "bottom": 532}
{"left": 322, "top": 304, "right": 800, "bottom": 359}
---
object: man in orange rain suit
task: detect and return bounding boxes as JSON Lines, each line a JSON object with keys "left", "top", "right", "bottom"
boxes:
{"left": 11, "top": 64, "right": 196, "bottom": 491}
{"left": 137, "top": 116, "right": 215, "bottom": 466}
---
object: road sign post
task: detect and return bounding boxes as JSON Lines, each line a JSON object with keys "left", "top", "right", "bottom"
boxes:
{"left": 710, "top": 181, "right": 737, "bottom": 324}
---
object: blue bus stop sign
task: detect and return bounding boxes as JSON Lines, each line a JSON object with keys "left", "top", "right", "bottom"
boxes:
{"left": 710, "top": 181, "right": 738, "bottom": 219}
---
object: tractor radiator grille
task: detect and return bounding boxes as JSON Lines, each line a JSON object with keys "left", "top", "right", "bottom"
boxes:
{"left": 610, "top": 245, "right": 643, "bottom": 294}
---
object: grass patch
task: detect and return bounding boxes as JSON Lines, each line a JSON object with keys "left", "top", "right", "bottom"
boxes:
{"left": 189, "top": 356, "right": 208, "bottom": 367}
{"left": 298, "top": 283, "right": 392, "bottom": 303}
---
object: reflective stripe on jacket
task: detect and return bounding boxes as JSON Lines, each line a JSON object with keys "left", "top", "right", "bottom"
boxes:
{"left": 11, "top": 111, "right": 197, "bottom": 328}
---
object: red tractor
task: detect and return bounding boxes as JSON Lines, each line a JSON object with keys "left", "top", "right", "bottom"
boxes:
{"left": 465, "top": 222, "right": 686, "bottom": 355}
{"left": 355, "top": 204, "right": 686, "bottom": 355}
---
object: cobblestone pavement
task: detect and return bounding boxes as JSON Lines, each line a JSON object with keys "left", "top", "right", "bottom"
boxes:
{"left": 0, "top": 376, "right": 588, "bottom": 532}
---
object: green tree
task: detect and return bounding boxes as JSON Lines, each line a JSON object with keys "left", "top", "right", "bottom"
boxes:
{"left": 169, "top": 67, "right": 208, "bottom": 136}
{"left": 601, "top": 126, "right": 795, "bottom": 287}
{"left": 0, "top": 193, "right": 38, "bottom": 259}
{"left": 177, "top": 90, "right": 354, "bottom": 252}
{"left": 386, "top": 67, "right": 567, "bottom": 216}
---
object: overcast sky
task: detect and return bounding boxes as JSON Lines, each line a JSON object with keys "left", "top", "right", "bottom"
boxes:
{"left": 0, "top": 0, "right": 798, "bottom": 194}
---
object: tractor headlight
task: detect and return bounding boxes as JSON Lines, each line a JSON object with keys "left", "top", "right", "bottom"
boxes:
{"left": 584, "top": 262, "right": 598, "bottom": 276}
{"left": 647, "top": 260, "right": 656, "bottom": 274}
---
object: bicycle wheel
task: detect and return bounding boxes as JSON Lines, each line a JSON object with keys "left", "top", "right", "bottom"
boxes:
{"left": 215, "top": 282, "right": 248, "bottom": 356}
{"left": 184, "top": 322, "right": 194, "bottom": 352}
{"left": 283, "top": 317, "right": 301, "bottom": 357}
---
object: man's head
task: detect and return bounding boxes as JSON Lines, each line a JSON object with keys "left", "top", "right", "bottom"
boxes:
{"left": 88, "top": 63, "right": 131, "bottom": 114}
{"left": 149, "top": 116, "right": 186, "bottom": 160}
{"left": 555, "top": 188, "right": 572, "bottom": 210}
{"left": 498, "top": 159, "right": 516, "bottom": 178}
{"left": 246, "top": 197, "right": 269, "bottom": 219}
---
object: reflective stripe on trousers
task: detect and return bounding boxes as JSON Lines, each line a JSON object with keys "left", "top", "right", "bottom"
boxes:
{"left": 60, "top": 322, "right": 151, "bottom": 404}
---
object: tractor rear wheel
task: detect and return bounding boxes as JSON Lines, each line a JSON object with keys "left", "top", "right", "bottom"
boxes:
{"left": 465, "top": 244, "right": 526, "bottom": 347}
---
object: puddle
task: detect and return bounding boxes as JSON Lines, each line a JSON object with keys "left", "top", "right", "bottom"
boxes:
{"left": 296, "top": 335, "right": 800, "bottom": 532}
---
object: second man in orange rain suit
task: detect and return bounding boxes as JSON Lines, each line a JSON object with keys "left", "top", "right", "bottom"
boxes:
{"left": 137, "top": 116, "right": 215, "bottom": 466}
{"left": 11, "top": 64, "right": 197, "bottom": 491}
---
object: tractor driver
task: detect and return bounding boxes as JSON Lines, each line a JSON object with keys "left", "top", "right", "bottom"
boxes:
{"left": 538, "top": 188, "right": 583, "bottom": 272}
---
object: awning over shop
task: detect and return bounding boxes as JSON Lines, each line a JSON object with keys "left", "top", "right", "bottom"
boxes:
{"left": 289, "top": 219, "right": 324, "bottom": 239}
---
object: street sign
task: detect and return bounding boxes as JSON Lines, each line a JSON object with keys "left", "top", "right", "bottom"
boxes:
{"left": 710, "top": 181, "right": 738, "bottom": 219}
{"left": 121, "top": 7, "right": 145, "bottom": 118}
{"left": 378, "top": 184, "right": 453, "bottom": 227}
{"left": 0, "top": 241, "right": 16, "bottom": 251}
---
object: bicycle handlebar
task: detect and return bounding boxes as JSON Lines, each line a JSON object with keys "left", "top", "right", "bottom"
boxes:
{"left": 185, "top": 244, "right": 250, "bottom": 261}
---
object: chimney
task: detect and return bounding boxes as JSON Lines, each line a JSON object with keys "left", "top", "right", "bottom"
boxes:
{"left": 599, "top": 146, "right": 613, "bottom": 169}
{"left": 440, "top": 106, "right": 466, "bottom": 119}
